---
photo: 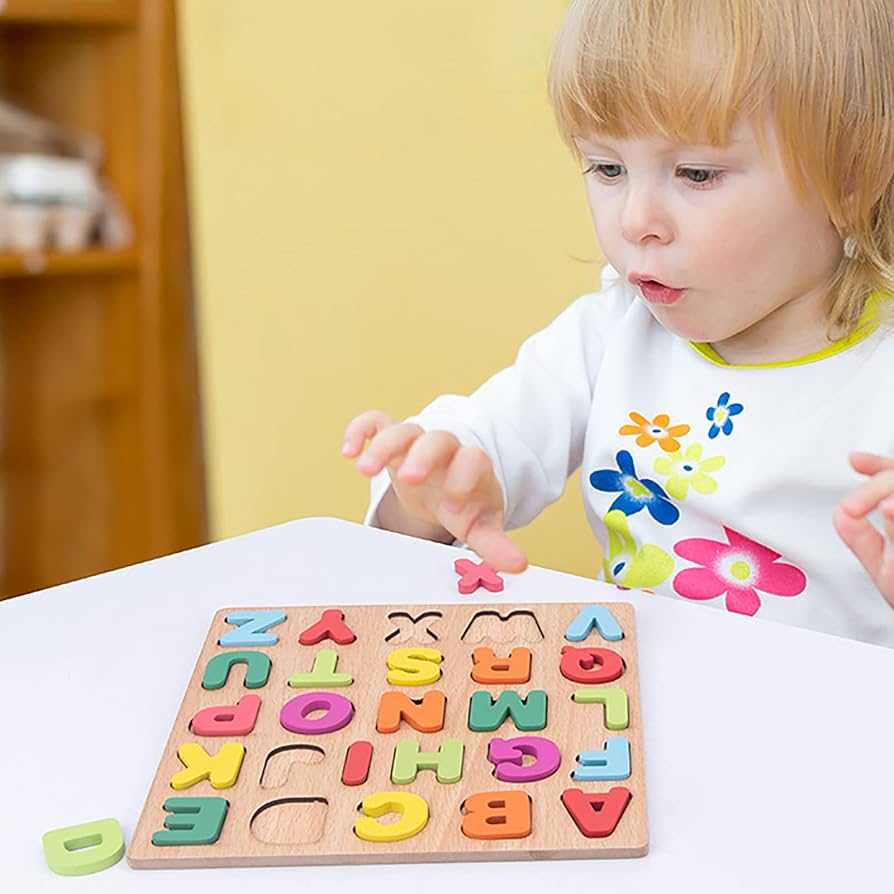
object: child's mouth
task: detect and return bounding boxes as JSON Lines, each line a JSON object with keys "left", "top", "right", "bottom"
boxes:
{"left": 636, "top": 279, "right": 686, "bottom": 306}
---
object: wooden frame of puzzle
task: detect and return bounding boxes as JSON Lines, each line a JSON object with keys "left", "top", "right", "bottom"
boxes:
{"left": 127, "top": 601, "right": 648, "bottom": 868}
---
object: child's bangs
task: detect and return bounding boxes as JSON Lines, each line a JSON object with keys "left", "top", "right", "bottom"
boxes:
{"left": 548, "top": 0, "right": 771, "bottom": 153}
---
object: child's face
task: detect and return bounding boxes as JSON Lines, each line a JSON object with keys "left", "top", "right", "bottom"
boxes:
{"left": 575, "top": 115, "right": 843, "bottom": 349}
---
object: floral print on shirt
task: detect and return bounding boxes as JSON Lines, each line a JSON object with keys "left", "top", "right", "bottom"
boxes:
{"left": 619, "top": 411, "right": 691, "bottom": 452}
{"left": 653, "top": 443, "right": 725, "bottom": 500}
{"left": 589, "top": 449, "right": 680, "bottom": 525}
{"left": 672, "top": 526, "right": 807, "bottom": 616}
{"left": 601, "top": 509, "right": 674, "bottom": 589}
{"left": 706, "top": 392, "right": 744, "bottom": 439}
{"left": 591, "top": 393, "right": 806, "bottom": 618}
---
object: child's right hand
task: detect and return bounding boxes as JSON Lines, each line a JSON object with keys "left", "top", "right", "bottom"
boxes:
{"left": 341, "top": 410, "right": 528, "bottom": 573}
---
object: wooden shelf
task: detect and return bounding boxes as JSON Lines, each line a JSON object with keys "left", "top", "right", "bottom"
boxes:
{"left": 0, "top": 0, "right": 137, "bottom": 25}
{"left": 0, "top": 0, "right": 207, "bottom": 598}
{"left": 0, "top": 247, "right": 138, "bottom": 278}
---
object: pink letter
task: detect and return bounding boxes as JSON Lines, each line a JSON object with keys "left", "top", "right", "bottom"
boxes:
{"left": 280, "top": 692, "right": 354, "bottom": 734}
{"left": 190, "top": 694, "right": 262, "bottom": 737}
{"left": 487, "top": 736, "right": 561, "bottom": 782}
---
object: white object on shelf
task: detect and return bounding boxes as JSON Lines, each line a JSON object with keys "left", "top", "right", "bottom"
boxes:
{"left": 0, "top": 153, "right": 101, "bottom": 205}
{"left": 0, "top": 154, "right": 103, "bottom": 252}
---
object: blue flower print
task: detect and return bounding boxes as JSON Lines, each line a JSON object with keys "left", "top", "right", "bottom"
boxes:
{"left": 589, "top": 450, "right": 680, "bottom": 525}
{"left": 707, "top": 392, "right": 744, "bottom": 439}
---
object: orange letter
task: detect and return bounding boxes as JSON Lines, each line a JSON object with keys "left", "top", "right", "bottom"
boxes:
{"left": 461, "top": 791, "right": 531, "bottom": 840}
{"left": 376, "top": 690, "right": 447, "bottom": 733}
{"left": 471, "top": 647, "right": 532, "bottom": 684}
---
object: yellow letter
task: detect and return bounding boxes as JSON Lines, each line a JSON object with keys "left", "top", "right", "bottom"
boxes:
{"left": 354, "top": 792, "right": 429, "bottom": 842}
{"left": 386, "top": 647, "right": 443, "bottom": 686}
{"left": 170, "top": 742, "right": 245, "bottom": 790}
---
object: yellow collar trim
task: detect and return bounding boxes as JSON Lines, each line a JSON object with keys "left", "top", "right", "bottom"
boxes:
{"left": 689, "top": 291, "right": 890, "bottom": 369}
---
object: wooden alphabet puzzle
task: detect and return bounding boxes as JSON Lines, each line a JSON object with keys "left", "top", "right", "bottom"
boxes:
{"left": 127, "top": 602, "right": 648, "bottom": 868}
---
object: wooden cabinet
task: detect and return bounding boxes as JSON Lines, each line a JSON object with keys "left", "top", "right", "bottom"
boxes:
{"left": 0, "top": 0, "right": 206, "bottom": 597}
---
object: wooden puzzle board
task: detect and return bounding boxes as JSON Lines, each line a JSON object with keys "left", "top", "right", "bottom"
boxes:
{"left": 127, "top": 602, "right": 648, "bottom": 868}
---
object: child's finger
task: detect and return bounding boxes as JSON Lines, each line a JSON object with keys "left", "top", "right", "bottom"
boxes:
{"left": 833, "top": 505, "right": 885, "bottom": 579}
{"left": 883, "top": 494, "right": 894, "bottom": 545}
{"left": 839, "top": 469, "right": 894, "bottom": 516}
{"left": 442, "top": 445, "right": 497, "bottom": 508}
{"left": 342, "top": 410, "right": 395, "bottom": 457}
{"left": 356, "top": 423, "right": 424, "bottom": 476}
{"left": 397, "top": 431, "right": 461, "bottom": 485}
{"left": 848, "top": 451, "right": 894, "bottom": 476}
{"left": 463, "top": 523, "right": 529, "bottom": 574}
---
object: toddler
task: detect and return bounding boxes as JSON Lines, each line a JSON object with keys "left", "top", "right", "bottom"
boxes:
{"left": 342, "top": 0, "right": 894, "bottom": 648}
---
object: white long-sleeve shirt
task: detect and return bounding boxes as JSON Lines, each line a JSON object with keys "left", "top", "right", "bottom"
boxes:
{"left": 368, "top": 267, "right": 894, "bottom": 648}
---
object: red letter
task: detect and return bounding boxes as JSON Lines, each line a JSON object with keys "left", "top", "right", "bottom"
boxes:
{"left": 298, "top": 609, "right": 356, "bottom": 645}
{"left": 559, "top": 646, "right": 623, "bottom": 683}
{"left": 560, "top": 787, "right": 631, "bottom": 838}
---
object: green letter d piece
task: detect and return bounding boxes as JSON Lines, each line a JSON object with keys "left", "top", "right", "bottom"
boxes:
{"left": 42, "top": 817, "right": 125, "bottom": 876}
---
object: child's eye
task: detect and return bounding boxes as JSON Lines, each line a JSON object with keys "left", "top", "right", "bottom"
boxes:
{"left": 582, "top": 162, "right": 624, "bottom": 180}
{"left": 677, "top": 167, "right": 723, "bottom": 188}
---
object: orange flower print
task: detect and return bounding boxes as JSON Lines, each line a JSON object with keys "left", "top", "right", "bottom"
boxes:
{"left": 619, "top": 412, "right": 690, "bottom": 453}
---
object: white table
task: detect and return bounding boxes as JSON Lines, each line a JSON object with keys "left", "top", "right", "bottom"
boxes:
{"left": 3, "top": 516, "right": 892, "bottom": 892}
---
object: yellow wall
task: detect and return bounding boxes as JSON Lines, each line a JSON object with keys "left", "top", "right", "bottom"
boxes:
{"left": 177, "top": 0, "right": 605, "bottom": 577}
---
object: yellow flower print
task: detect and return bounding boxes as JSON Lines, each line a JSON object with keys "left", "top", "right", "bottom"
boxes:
{"left": 619, "top": 411, "right": 691, "bottom": 453}
{"left": 601, "top": 509, "right": 674, "bottom": 589}
{"left": 653, "top": 443, "right": 725, "bottom": 500}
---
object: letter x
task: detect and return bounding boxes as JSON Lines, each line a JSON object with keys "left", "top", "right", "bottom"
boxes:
{"left": 454, "top": 558, "right": 504, "bottom": 595}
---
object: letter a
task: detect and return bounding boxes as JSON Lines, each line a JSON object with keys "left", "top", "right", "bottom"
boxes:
{"left": 561, "top": 787, "right": 632, "bottom": 838}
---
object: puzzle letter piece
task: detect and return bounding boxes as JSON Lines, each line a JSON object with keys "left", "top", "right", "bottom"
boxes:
{"left": 471, "top": 647, "right": 531, "bottom": 684}
{"left": 559, "top": 646, "right": 624, "bottom": 684}
{"left": 298, "top": 609, "right": 356, "bottom": 645}
{"left": 454, "top": 558, "right": 504, "bottom": 594}
{"left": 391, "top": 738, "right": 465, "bottom": 784}
{"left": 468, "top": 690, "right": 547, "bottom": 732}
{"left": 202, "top": 650, "right": 271, "bottom": 690}
{"left": 171, "top": 742, "right": 246, "bottom": 790}
{"left": 190, "top": 694, "right": 262, "bottom": 736}
{"left": 354, "top": 792, "right": 429, "bottom": 842}
{"left": 376, "top": 690, "right": 447, "bottom": 734}
{"left": 461, "top": 791, "right": 531, "bottom": 840}
{"left": 42, "top": 818, "right": 124, "bottom": 876}
{"left": 561, "top": 787, "right": 632, "bottom": 838}
{"left": 386, "top": 647, "right": 443, "bottom": 686}
{"left": 487, "top": 736, "right": 561, "bottom": 783}
{"left": 280, "top": 692, "right": 355, "bottom": 735}
{"left": 219, "top": 610, "right": 286, "bottom": 647}
{"left": 288, "top": 648, "right": 353, "bottom": 688}
{"left": 564, "top": 605, "right": 624, "bottom": 642}
{"left": 572, "top": 687, "right": 629, "bottom": 730}
{"left": 572, "top": 737, "right": 631, "bottom": 782}
{"left": 151, "top": 797, "right": 229, "bottom": 846}
{"left": 342, "top": 740, "right": 374, "bottom": 786}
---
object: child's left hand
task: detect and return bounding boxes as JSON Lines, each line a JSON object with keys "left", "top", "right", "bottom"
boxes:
{"left": 834, "top": 451, "right": 894, "bottom": 609}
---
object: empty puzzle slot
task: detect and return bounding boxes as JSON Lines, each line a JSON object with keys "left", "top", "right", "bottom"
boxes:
{"left": 384, "top": 611, "right": 443, "bottom": 643}
{"left": 250, "top": 798, "right": 328, "bottom": 845}
{"left": 460, "top": 610, "right": 544, "bottom": 644}
{"left": 260, "top": 744, "right": 325, "bottom": 789}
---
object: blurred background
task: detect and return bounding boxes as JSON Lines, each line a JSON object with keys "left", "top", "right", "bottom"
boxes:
{"left": 0, "top": 0, "right": 604, "bottom": 600}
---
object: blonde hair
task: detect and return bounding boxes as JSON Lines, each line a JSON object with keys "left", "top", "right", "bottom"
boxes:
{"left": 548, "top": 0, "right": 894, "bottom": 336}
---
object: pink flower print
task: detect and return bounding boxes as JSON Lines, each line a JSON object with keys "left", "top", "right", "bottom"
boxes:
{"left": 672, "top": 526, "right": 807, "bottom": 616}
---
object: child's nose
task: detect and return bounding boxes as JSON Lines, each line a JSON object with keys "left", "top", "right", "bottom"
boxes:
{"left": 620, "top": 186, "right": 673, "bottom": 245}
